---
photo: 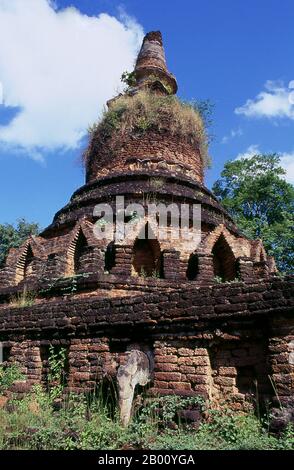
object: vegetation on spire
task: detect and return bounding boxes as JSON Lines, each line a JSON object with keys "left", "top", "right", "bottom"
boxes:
{"left": 85, "top": 90, "right": 212, "bottom": 168}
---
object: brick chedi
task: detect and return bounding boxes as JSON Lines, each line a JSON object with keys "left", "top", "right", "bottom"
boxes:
{"left": 0, "top": 31, "right": 293, "bottom": 426}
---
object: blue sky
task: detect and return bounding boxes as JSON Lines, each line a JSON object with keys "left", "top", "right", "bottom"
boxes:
{"left": 0, "top": 0, "right": 293, "bottom": 229}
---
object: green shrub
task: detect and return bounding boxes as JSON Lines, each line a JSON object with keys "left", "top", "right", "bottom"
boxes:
{"left": 0, "top": 363, "right": 24, "bottom": 393}
{"left": 121, "top": 71, "right": 136, "bottom": 88}
{"left": 197, "top": 409, "right": 276, "bottom": 450}
{"left": 273, "top": 424, "right": 294, "bottom": 450}
{"left": 0, "top": 368, "right": 293, "bottom": 450}
{"left": 47, "top": 346, "right": 67, "bottom": 400}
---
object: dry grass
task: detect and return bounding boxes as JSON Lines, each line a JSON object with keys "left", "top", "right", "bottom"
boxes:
{"left": 9, "top": 287, "right": 36, "bottom": 308}
{"left": 85, "top": 91, "right": 210, "bottom": 168}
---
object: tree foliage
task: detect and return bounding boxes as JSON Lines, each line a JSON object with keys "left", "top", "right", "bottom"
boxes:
{"left": 212, "top": 154, "right": 294, "bottom": 273}
{"left": 0, "top": 218, "right": 40, "bottom": 268}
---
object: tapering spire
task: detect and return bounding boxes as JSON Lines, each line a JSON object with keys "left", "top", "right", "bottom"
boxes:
{"left": 134, "top": 31, "right": 177, "bottom": 95}
{"left": 135, "top": 31, "right": 167, "bottom": 72}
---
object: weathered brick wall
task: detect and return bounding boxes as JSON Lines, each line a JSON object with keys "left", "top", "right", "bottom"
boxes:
{"left": 0, "top": 276, "right": 292, "bottom": 412}
{"left": 5, "top": 340, "right": 42, "bottom": 386}
{"left": 268, "top": 316, "right": 294, "bottom": 409}
{"left": 86, "top": 130, "right": 204, "bottom": 184}
{"left": 150, "top": 338, "right": 272, "bottom": 409}
{"left": 67, "top": 338, "right": 111, "bottom": 392}
{"left": 209, "top": 340, "right": 271, "bottom": 407}
{"left": 152, "top": 342, "right": 211, "bottom": 397}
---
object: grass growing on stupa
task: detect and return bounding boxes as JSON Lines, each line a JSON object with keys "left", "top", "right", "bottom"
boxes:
{"left": 85, "top": 91, "right": 211, "bottom": 169}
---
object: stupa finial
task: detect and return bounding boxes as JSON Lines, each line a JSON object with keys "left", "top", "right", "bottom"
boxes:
{"left": 134, "top": 31, "right": 177, "bottom": 95}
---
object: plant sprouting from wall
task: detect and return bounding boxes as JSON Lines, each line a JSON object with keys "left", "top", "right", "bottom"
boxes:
{"left": 47, "top": 346, "right": 67, "bottom": 400}
{"left": 121, "top": 71, "right": 136, "bottom": 88}
{"left": 9, "top": 287, "right": 36, "bottom": 308}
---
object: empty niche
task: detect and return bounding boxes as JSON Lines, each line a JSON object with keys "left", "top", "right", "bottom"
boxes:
{"left": 0, "top": 344, "right": 11, "bottom": 363}
{"left": 104, "top": 242, "right": 116, "bottom": 272}
{"left": 74, "top": 231, "right": 89, "bottom": 274}
{"left": 16, "top": 245, "right": 35, "bottom": 283}
{"left": 132, "top": 224, "right": 163, "bottom": 278}
{"left": 186, "top": 253, "right": 199, "bottom": 280}
{"left": 212, "top": 234, "right": 237, "bottom": 282}
{"left": 236, "top": 365, "right": 257, "bottom": 395}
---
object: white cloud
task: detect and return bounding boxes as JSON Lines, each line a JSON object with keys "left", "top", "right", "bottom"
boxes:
{"left": 0, "top": 0, "right": 144, "bottom": 157}
{"left": 280, "top": 153, "right": 294, "bottom": 184}
{"left": 221, "top": 127, "right": 243, "bottom": 144}
{"left": 235, "top": 144, "right": 294, "bottom": 184}
{"left": 235, "top": 80, "right": 294, "bottom": 119}
{"left": 235, "top": 144, "right": 260, "bottom": 160}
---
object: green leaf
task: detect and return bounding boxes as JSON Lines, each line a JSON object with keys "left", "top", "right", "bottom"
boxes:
{"left": 212, "top": 154, "right": 294, "bottom": 273}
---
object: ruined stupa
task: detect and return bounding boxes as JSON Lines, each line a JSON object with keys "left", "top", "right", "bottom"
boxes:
{"left": 0, "top": 32, "right": 293, "bottom": 426}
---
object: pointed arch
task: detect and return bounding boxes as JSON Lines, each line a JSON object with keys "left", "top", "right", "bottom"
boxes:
{"left": 67, "top": 228, "right": 89, "bottom": 275}
{"left": 15, "top": 244, "right": 35, "bottom": 283}
{"left": 132, "top": 223, "right": 163, "bottom": 278}
{"left": 74, "top": 230, "right": 88, "bottom": 274}
{"left": 212, "top": 234, "right": 237, "bottom": 281}
{"left": 199, "top": 224, "right": 249, "bottom": 259}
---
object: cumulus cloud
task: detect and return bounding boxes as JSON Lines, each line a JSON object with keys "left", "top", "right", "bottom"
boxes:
{"left": 235, "top": 81, "right": 294, "bottom": 120}
{"left": 235, "top": 144, "right": 294, "bottom": 184}
{"left": 0, "top": 0, "right": 144, "bottom": 158}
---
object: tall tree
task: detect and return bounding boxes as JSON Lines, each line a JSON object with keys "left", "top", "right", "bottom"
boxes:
{"left": 0, "top": 218, "right": 40, "bottom": 268}
{"left": 212, "top": 154, "right": 294, "bottom": 273}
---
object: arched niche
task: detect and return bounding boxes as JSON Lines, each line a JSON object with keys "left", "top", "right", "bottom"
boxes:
{"left": 132, "top": 224, "right": 163, "bottom": 278}
{"left": 104, "top": 241, "right": 116, "bottom": 272}
{"left": 186, "top": 253, "right": 199, "bottom": 281}
{"left": 73, "top": 231, "right": 89, "bottom": 275}
{"left": 24, "top": 245, "right": 34, "bottom": 278}
{"left": 212, "top": 234, "right": 237, "bottom": 282}
{"left": 15, "top": 244, "right": 35, "bottom": 283}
